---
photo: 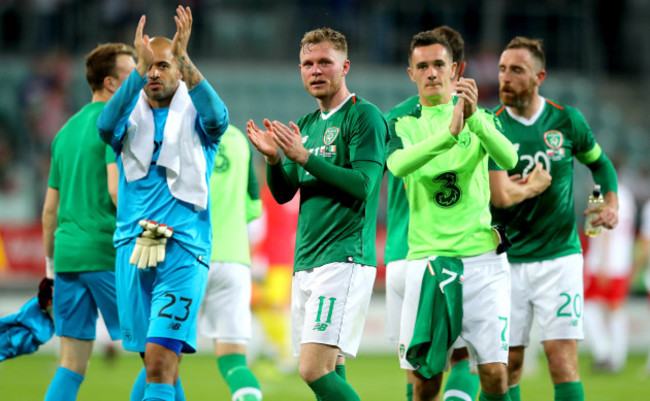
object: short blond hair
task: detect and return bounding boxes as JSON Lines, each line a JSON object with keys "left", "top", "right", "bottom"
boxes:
{"left": 300, "top": 27, "right": 348, "bottom": 58}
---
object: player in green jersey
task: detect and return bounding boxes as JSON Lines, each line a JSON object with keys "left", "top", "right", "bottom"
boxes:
{"left": 247, "top": 27, "right": 387, "bottom": 401}
{"left": 385, "top": 26, "right": 484, "bottom": 401}
{"left": 199, "top": 124, "right": 263, "bottom": 401}
{"left": 489, "top": 37, "right": 619, "bottom": 401}
{"left": 387, "top": 30, "right": 518, "bottom": 401}
{"left": 42, "top": 43, "right": 136, "bottom": 401}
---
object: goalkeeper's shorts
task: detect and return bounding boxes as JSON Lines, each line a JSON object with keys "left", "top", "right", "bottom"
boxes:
{"left": 53, "top": 271, "right": 121, "bottom": 341}
{"left": 115, "top": 239, "right": 208, "bottom": 353}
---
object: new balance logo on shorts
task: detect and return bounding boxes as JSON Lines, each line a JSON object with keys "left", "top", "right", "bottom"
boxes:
{"left": 169, "top": 322, "right": 181, "bottom": 330}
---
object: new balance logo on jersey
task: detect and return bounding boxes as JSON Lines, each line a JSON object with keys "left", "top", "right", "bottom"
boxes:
{"left": 302, "top": 136, "right": 309, "bottom": 144}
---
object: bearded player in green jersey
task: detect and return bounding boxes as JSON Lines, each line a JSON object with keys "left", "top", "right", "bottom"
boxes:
{"left": 387, "top": 30, "right": 518, "bottom": 401}
{"left": 489, "top": 37, "right": 619, "bottom": 401}
{"left": 247, "top": 28, "right": 387, "bottom": 401}
{"left": 385, "top": 26, "right": 489, "bottom": 401}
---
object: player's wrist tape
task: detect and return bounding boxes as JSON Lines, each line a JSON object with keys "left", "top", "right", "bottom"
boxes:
{"left": 45, "top": 257, "right": 54, "bottom": 279}
{"left": 129, "top": 220, "right": 174, "bottom": 269}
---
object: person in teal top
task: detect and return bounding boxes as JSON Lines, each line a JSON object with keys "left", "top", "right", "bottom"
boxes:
{"left": 248, "top": 27, "right": 387, "bottom": 401}
{"left": 386, "top": 31, "right": 517, "bottom": 401}
{"left": 384, "top": 26, "right": 481, "bottom": 401}
{"left": 489, "top": 37, "right": 619, "bottom": 401}
{"left": 197, "top": 124, "right": 263, "bottom": 401}
{"left": 41, "top": 42, "right": 136, "bottom": 401}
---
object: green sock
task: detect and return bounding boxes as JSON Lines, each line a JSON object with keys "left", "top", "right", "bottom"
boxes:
{"left": 335, "top": 364, "right": 347, "bottom": 381}
{"left": 217, "top": 354, "right": 262, "bottom": 401}
{"left": 554, "top": 382, "right": 584, "bottom": 401}
{"left": 479, "top": 391, "right": 511, "bottom": 401}
{"left": 443, "top": 360, "right": 480, "bottom": 401}
{"left": 508, "top": 384, "right": 521, "bottom": 401}
{"left": 406, "top": 382, "right": 413, "bottom": 401}
{"left": 307, "top": 371, "right": 360, "bottom": 401}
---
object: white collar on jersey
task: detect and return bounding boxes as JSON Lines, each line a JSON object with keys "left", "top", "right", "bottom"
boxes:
{"left": 505, "top": 96, "right": 546, "bottom": 126}
{"left": 320, "top": 93, "right": 355, "bottom": 120}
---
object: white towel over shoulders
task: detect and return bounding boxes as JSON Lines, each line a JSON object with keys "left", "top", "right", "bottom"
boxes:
{"left": 122, "top": 81, "right": 208, "bottom": 210}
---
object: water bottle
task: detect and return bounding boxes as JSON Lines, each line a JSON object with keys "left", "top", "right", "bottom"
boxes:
{"left": 584, "top": 184, "right": 604, "bottom": 237}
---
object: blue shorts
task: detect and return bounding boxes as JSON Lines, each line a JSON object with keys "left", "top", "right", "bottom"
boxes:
{"left": 53, "top": 271, "right": 121, "bottom": 341}
{"left": 115, "top": 239, "right": 208, "bottom": 353}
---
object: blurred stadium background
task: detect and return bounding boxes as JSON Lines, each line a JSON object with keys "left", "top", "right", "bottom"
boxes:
{"left": 1, "top": 0, "right": 650, "bottom": 399}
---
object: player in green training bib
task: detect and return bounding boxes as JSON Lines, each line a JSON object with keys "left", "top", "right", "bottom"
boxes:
{"left": 247, "top": 28, "right": 387, "bottom": 401}
{"left": 384, "top": 26, "right": 481, "bottom": 401}
{"left": 386, "top": 30, "right": 517, "bottom": 401}
{"left": 196, "top": 124, "right": 263, "bottom": 401}
{"left": 488, "top": 37, "right": 619, "bottom": 401}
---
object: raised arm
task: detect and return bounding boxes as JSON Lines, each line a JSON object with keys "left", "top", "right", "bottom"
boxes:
{"left": 97, "top": 15, "right": 152, "bottom": 146}
{"left": 172, "top": 6, "right": 203, "bottom": 90}
{"left": 386, "top": 100, "right": 461, "bottom": 178}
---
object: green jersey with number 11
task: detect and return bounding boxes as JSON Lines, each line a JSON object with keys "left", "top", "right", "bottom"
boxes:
{"left": 489, "top": 98, "right": 601, "bottom": 263}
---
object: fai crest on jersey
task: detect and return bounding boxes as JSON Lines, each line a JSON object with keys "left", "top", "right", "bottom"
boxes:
{"left": 543, "top": 130, "right": 564, "bottom": 150}
{"left": 455, "top": 131, "right": 471, "bottom": 149}
{"left": 323, "top": 127, "right": 340, "bottom": 145}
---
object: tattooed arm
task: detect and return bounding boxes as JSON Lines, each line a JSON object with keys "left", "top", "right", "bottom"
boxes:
{"left": 171, "top": 5, "right": 204, "bottom": 89}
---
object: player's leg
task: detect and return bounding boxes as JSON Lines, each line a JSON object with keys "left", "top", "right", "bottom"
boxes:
{"left": 506, "top": 261, "right": 535, "bottom": 401}
{"left": 198, "top": 261, "right": 262, "bottom": 401}
{"left": 386, "top": 259, "right": 413, "bottom": 400}
{"left": 45, "top": 273, "right": 98, "bottom": 401}
{"left": 397, "top": 259, "right": 443, "bottom": 401}
{"left": 461, "top": 252, "right": 511, "bottom": 400}
{"left": 534, "top": 255, "right": 585, "bottom": 401}
{"left": 294, "top": 262, "right": 375, "bottom": 400}
{"left": 444, "top": 346, "right": 480, "bottom": 401}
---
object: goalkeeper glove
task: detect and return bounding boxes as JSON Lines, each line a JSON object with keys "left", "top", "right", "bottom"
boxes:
{"left": 37, "top": 277, "right": 54, "bottom": 311}
{"left": 129, "top": 220, "right": 174, "bottom": 269}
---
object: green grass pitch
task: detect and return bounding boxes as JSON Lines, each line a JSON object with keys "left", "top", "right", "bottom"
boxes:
{"left": 0, "top": 352, "right": 647, "bottom": 400}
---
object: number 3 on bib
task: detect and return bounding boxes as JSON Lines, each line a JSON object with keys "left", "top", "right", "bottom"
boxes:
{"left": 433, "top": 171, "right": 461, "bottom": 207}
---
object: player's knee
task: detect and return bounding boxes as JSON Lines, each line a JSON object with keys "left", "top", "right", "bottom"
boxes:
{"left": 507, "top": 347, "right": 525, "bottom": 374}
{"left": 298, "top": 363, "right": 328, "bottom": 383}
{"left": 412, "top": 374, "right": 442, "bottom": 400}
{"left": 478, "top": 363, "right": 508, "bottom": 394}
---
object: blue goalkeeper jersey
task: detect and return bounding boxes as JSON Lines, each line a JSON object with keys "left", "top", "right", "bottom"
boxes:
{"left": 97, "top": 70, "right": 229, "bottom": 259}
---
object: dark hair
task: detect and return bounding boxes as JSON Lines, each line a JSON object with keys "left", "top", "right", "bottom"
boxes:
{"left": 409, "top": 30, "right": 454, "bottom": 64}
{"left": 431, "top": 26, "right": 464, "bottom": 65}
{"left": 85, "top": 43, "right": 136, "bottom": 92}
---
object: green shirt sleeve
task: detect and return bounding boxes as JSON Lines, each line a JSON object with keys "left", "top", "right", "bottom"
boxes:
{"left": 48, "top": 138, "right": 60, "bottom": 189}
{"left": 245, "top": 150, "right": 262, "bottom": 222}
{"left": 386, "top": 131, "right": 456, "bottom": 178}
{"left": 303, "top": 157, "right": 382, "bottom": 200}
{"left": 267, "top": 160, "right": 299, "bottom": 204}
{"left": 466, "top": 109, "right": 518, "bottom": 170}
{"left": 105, "top": 143, "right": 116, "bottom": 164}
